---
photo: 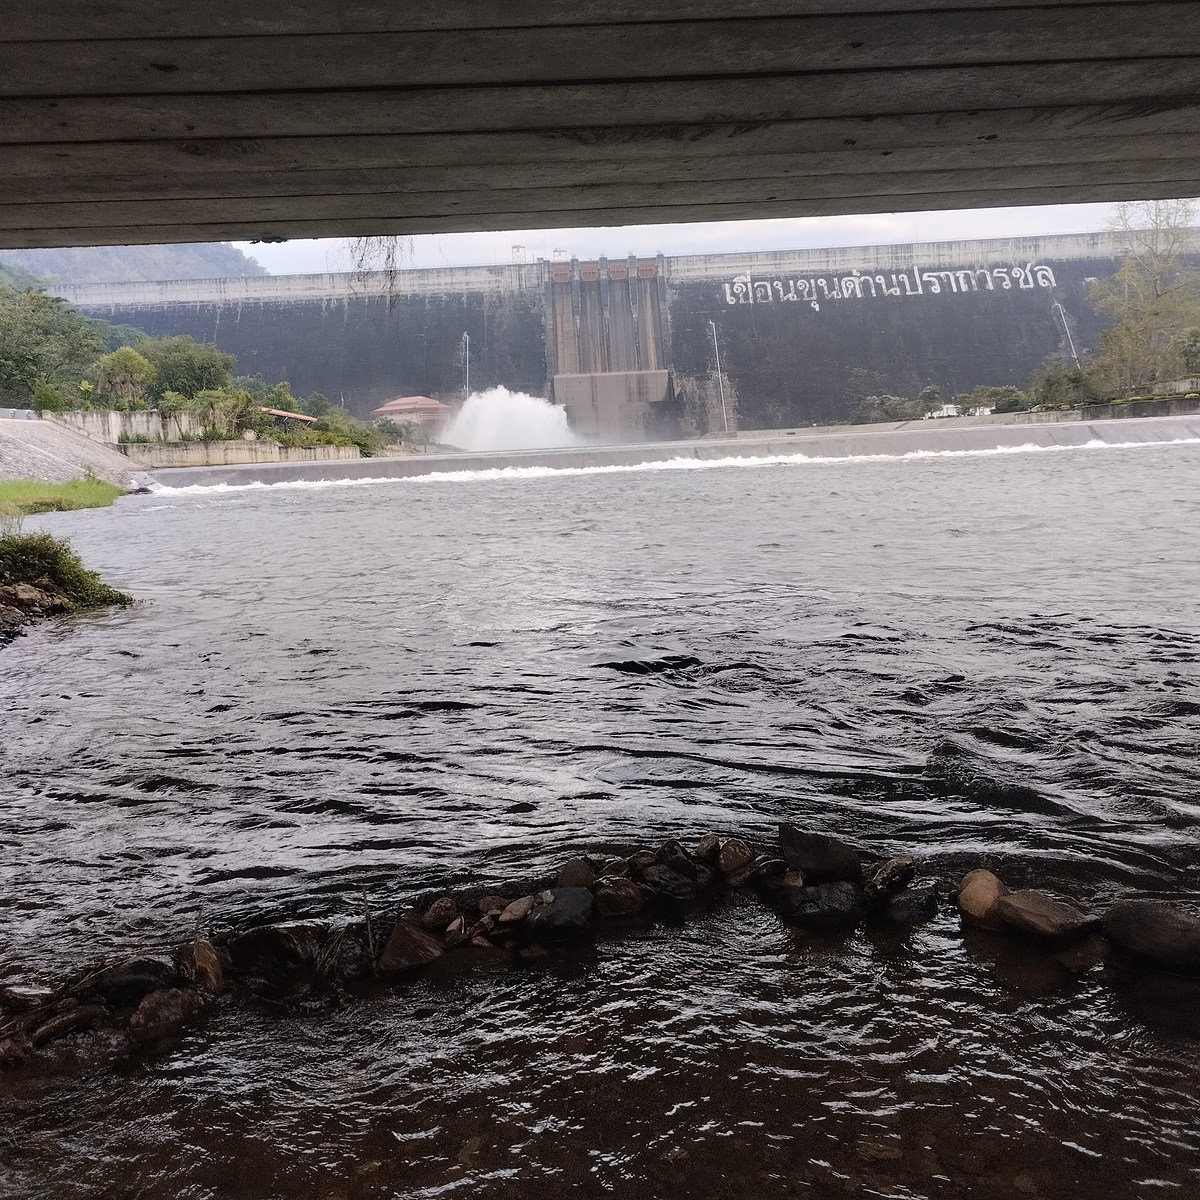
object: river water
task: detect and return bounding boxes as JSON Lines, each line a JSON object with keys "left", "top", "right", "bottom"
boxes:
{"left": 2, "top": 440, "right": 1199, "bottom": 1199}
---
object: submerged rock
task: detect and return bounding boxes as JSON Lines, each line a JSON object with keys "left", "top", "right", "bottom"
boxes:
{"left": 778, "top": 825, "right": 863, "bottom": 884}
{"left": 524, "top": 888, "right": 594, "bottom": 940}
{"left": 0, "top": 984, "right": 55, "bottom": 1012}
{"left": 694, "top": 833, "right": 721, "bottom": 862}
{"left": 177, "top": 940, "right": 224, "bottom": 995}
{"left": 956, "top": 869, "right": 1008, "bottom": 928}
{"left": 778, "top": 881, "right": 868, "bottom": 928}
{"left": 995, "top": 890, "right": 1091, "bottom": 942}
{"left": 129, "top": 988, "right": 207, "bottom": 1040}
{"left": 1102, "top": 899, "right": 1200, "bottom": 975}
{"left": 30, "top": 1003, "right": 108, "bottom": 1046}
{"left": 227, "top": 923, "right": 329, "bottom": 994}
{"left": 77, "top": 955, "right": 182, "bottom": 1007}
{"left": 476, "top": 895, "right": 508, "bottom": 917}
{"left": 883, "top": 883, "right": 939, "bottom": 925}
{"left": 377, "top": 918, "right": 445, "bottom": 974}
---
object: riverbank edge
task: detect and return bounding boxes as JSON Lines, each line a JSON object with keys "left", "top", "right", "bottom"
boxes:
{"left": 144, "top": 414, "right": 1200, "bottom": 488}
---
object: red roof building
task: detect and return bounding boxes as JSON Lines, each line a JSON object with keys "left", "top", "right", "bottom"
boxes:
{"left": 371, "top": 395, "right": 452, "bottom": 432}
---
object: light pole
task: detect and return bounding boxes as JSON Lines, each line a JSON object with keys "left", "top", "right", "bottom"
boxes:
{"left": 462, "top": 331, "right": 470, "bottom": 396}
{"left": 708, "top": 319, "right": 729, "bottom": 434}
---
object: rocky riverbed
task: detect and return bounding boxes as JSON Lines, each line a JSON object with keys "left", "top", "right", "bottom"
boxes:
{"left": 4, "top": 824, "right": 1197, "bottom": 1077}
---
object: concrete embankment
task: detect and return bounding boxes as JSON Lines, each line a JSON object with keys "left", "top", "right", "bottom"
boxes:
{"left": 0, "top": 417, "right": 135, "bottom": 486}
{"left": 146, "top": 414, "right": 1200, "bottom": 489}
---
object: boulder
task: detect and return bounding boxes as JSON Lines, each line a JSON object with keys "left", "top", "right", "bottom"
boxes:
{"left": 129, "top": 988, "right": 207, "bottom": 1039}
{"left": 778, "top": 825, "right": 863, "bottom": 884}
{"left": 1102, "top": 899, "right": 1200, "bottom": 975}
{"left": 628, "top": 850, "right": 658, "bottom": 873}
{"left": 377, "top": 918, "right": 445, "bottom": 974}
{"left": 640, "top": 864, "right": 699, "bottom": 901}
{"left": 995, "top": 890, "right": 1091, "bottom": 942}
{"left": 556, "top": 857, "right": 596, "bottom": 889}
{"left": 956, "top": 869, "right": 1008, "bottom": 927}
{"left": 524, "top": 887, "right": 594, "bottom": 940}
{"left": 864, "top": 857, "right": 918, "bottom": 902}
{"left": 227, "top": 923, "right": 328, "bottom": 994}
{"left": 593, "top": 877, "right": 645, "bottom": 917}
{"left": 884, "top": 884, "right": 939, "bottom": 925}
{"left": 420, "top": 896, "right": 458, "bottom": 932}
{"left": 694, "top": 833, "right": 721, "bottom": 862}
{"left": 777, "top": 881, "right": 868, "bottom": 928}
{"left": 717, "top": 838, "right": 754, "bottom": 875}
{"left": 77, "top": 955, "right": 182, "bottom": 1007}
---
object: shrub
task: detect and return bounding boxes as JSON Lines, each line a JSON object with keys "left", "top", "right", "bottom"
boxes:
{"left": 0, "top": 530, "right": 132, "bottom": 610}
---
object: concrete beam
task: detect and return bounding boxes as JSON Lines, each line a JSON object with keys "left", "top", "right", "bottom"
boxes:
{"left": 2, "top": 2, "right": 1198, "bottom": 248}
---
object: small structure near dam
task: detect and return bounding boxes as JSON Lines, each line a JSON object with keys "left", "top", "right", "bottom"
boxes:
{"left": 58, "top": 230, "right": 1128, "bottom": 441}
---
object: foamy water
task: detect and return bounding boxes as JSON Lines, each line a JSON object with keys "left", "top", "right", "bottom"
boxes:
{"left": 440, "top": 385, "right": 578, "bottom": 452}
{"left": 149, "top": 435, "right": 1200, "bottom": 496}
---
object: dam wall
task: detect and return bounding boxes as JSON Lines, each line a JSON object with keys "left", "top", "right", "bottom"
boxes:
{"left": 58, "top": 232, "right": 1135, "bottom": 430}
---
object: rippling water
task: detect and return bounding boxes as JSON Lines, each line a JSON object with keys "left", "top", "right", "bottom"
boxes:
{"left": 3, "top": 442, "right": 1200, "bottom": 1198}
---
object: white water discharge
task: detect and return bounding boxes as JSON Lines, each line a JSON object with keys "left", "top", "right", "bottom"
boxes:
{"left": 441, "top": 386, "right": 578, "bottom": 453}
{"left": 150, "top": 437, "right": 1200, "bottom": 496}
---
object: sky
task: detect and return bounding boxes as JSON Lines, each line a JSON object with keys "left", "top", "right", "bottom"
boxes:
{"left": 232, "top": 202, "right": 1120, "bottom": 276}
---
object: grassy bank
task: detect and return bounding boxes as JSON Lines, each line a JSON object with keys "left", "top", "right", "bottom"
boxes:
{"left": 0, "top": 477, "right": 125, "bottom": 516}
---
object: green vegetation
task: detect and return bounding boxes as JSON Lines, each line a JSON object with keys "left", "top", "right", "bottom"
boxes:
{"left": 0, "top": 242, "right": 266, "bottom": 286}
{"left": 0, "top": 476, "right": 126, "bottom": 516}
{"left": 0, "top": 529, "right": 132, "bottom": 611}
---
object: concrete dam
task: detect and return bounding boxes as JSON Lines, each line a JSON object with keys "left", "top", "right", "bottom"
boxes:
{"left": 58, "top": 231, "right": 1124, "bottom": 437}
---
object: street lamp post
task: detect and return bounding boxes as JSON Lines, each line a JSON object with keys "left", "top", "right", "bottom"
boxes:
{"left": 708, "top": 319, "right": 729, "bottom": 434}
{"left": 462, "top": 331, "right": 470, "bottom": 396}
{"left": 1053, "top": 302, "right": 1081, "bottom": 369}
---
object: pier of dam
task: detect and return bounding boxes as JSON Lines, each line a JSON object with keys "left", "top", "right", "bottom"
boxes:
{"left": 57, "top": 230, "right": 1127, "bottom": 438}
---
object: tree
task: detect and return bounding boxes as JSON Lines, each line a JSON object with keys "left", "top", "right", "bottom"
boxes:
{"left": 916, "top": 384, "right": 943, "bottom": 415}
{"left": 1028, "top": 363, "right": 1095, "bottom": 410}
{"left": 1178, "top": 327, "right": 1200, "bottom": 375}
{"left": 93, "top": 346, "right": 155, "bottom": 409}
{"left": 955, "top": 384, "right": 1029, "bottom": 414}
{"left": 1088, "top": 200, "right": 1200, "bottom": 394}
{"left": 0, "top": 287, "right": 107, "bottom": 405}
{"left": 140, "top": 335, "right": 235, "bottom": 402}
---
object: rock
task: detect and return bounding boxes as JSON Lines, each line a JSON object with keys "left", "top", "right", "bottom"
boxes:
{"left": 864, "top": 857, "right": 918, "bottom": 902}
{"left": 227, "top": 923, "right": 328, "bottom": 994}
{"left": 717, "top": 838, "right": 754, "bottom": 875}
{"left": 628, "top": 850, "right": 658, "bottom": 873}
{"left": 0, "top": 582, "right": 67, "bottom": 614}
{"left": 499, "top": 895, "right": 538, "bottom": 924}
{"left": 556, "top": 857, "right": 596, "bottom": 889}
{"left": 182, "top": 940, "right": 224, "bottom": 994}
{"left": 995, "top": 890, "right": 1090, "bottom": 942}
{"left": 476, "top": 895, "right": 508, "bottom": 917}
{"left": 0, "top": 984, "right": 55, "bottom": 1012}
{"left": 640, "top": 864, "right": 698, "bottom": 901}
{"left": 884, "top": 883, "right": 939, "bottom": 925}
{"left": 695, "top": 832, "right": 721, "bottom": 862}
{"left": 376, "top": 918, "right": 445, "bottom": 974}
{"left": 77, "top": 955, "right": 182, "bottom": 1006}
{"left": 956, "top": 869, "right": 1008, "bottom": 927}
{"left": 129, "top": 988, "right": 207, "bottom": 1039}
{"left": 1102, "top": 899, "right": 1200, "bottom": 974}
{"left": 444, "top": 915, "right": 468, "bottom": 945}
{"left": 655, "top": 839, "right": 692, "bottom": 864}
{"left": 420, "top": 896, "right": 458, "bottom": 932}
{"left": 778, "top": 825, "right": 863, "bottom": 884}
{"left": 777, "top": 881, "right": 867, "bottom": 928}
{"left": 593, "top": 877, "right": 645, "bottom": 917}
{"left": 524, "top": 887, "right": 595, "bottom": 940}
{"left": 30, "top": 1003, "right": 107, "bottom": 1046}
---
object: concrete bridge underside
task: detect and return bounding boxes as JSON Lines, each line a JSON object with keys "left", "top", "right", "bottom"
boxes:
{"left": 3, "top": 1, "right": 1200, "bottom": 249}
